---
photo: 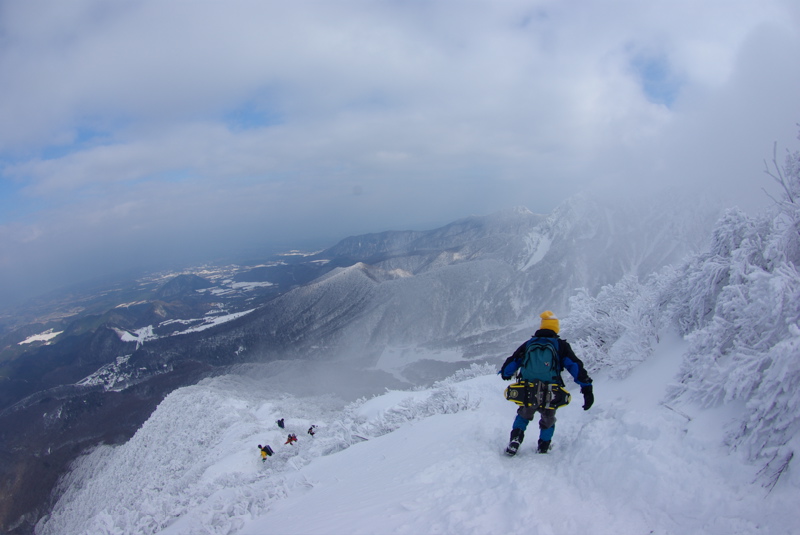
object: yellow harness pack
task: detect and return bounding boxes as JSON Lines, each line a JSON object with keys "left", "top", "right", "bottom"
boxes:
{"left": 505, "top": 380, "right": 571, "bottom": 410}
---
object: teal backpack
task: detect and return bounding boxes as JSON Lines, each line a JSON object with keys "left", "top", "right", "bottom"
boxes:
{"left": 519, "top": 337, "right": 560, "bottom": 383}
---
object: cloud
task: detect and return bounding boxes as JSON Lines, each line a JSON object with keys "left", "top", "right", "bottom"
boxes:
{"left": 0, "top": 0, "right": 799, "bottom": 303}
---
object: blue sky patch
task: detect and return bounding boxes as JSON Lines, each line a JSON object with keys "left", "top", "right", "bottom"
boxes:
{"left": 224, "top": 102, "right": 283, "bottom": 131}
{"left": 0, "top": 179, "right": 40, "bottom": 224}
{"left": 629, "top": 52, "right": 683, "bottom": 107}
{"left": 40, "top": 126, "right": 116, "bottom": 161}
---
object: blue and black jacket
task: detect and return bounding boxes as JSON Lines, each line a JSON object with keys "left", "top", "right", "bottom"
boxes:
{"left": 500, "top": 329, "right": 592, "bottom": 388}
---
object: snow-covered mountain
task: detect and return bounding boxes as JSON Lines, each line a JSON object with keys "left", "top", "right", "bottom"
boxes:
{"left": 37, "top": 160, "right": 800, "bottom": 533}
{"left": 0, "top": 188, "right": 726, "bottom": 533}
{"left": 16, "top": 144, "right": 800, "bottom": 535}
{"left": 122, "top": 189, "right": 720, "bottom": 386}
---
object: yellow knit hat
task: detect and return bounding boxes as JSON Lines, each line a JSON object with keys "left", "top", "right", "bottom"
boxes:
{"left": 539, "top": 310, "right": 559, "bottom": 333}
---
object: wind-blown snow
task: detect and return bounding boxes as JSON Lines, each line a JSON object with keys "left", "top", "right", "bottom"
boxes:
{"left": 39, "top": 334, "right": 798, "bottom": 535}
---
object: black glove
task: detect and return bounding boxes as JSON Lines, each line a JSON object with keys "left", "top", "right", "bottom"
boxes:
{"left": 500, "top": 372, "right": 513, "bottom": 381}
{"left": 581, "top": 385, "right": 594, "bottom": 410}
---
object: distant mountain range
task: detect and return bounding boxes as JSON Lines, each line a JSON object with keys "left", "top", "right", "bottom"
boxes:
{"left": 0, "top": 189, "right": 721, "bottom": 534}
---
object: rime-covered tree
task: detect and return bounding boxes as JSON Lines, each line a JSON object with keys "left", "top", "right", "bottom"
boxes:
{"left": 563, "top": 273, "right": 664, "bottom": 379}
{"left": 565, "top": 130, "right": 800, "bottom": 489}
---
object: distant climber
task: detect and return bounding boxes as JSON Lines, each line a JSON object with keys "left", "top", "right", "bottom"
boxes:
{"left": 285, "top": 433, "right": 298, "bottom": 445}
{"left": 307, "top": 425, "right": 317, "bottom": 437}
{"left": 258, "top": 444, "right": 274, "bottom": 462}
{"left": 276, "top": 418, "right": 285, "bottom": 429}
{"left": 499, "top": 311, "right": 594, "bottom": 456}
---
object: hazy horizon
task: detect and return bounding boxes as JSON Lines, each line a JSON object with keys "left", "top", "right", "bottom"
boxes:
{"left": 2, "top": 0, "right": 799, "bottom": 304}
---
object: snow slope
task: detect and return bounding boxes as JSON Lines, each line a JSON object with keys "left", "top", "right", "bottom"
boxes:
{"left": 39, "top": 333, "right": 798, "bottom": 535}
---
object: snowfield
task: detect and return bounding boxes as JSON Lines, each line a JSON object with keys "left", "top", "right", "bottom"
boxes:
{"left": 110, "top": 309, "right": 257, "bottom": 347}
{"left": 39, "top": 332, "right": 798, "bottom": 535}
{"left": 17, "top": 329, "right": 63, "bottom": 345}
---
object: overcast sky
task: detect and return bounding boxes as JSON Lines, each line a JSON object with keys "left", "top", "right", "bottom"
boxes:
{"left": 1, "top": 0, "right": 799, "bottom": 304}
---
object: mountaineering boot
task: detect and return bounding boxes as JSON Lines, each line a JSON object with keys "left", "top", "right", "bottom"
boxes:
{"left": 505, "top": 428, "right": 525, "bottom": 456}
{"left": 537, "top": 439, "right": 551, "bottom": 454}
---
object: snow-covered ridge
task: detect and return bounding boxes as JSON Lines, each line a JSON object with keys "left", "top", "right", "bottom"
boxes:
{"left": 40, "top": 353, "right": 798, "bottom": 535}
{"left": 0, "top": 192, "right": 749, "bottom": 534}
{"left": 40, "top": 364, "right": 490, "bottom": 535}
{"left": 228, "top": 192, "right": 721, "bottom": 370}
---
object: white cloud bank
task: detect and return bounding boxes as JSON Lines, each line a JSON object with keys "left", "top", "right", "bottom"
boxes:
{"left": 1, "top": 0, "right": 799, "bottom": 303}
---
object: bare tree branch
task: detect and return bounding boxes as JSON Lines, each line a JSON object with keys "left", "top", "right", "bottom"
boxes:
{"left": 759, "top": 450, "right": 794, "bottom": 495}
{"left": 763, "top": 141, "right": 796, "bottom": 205}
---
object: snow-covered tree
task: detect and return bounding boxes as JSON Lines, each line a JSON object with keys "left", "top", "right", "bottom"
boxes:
{"left": 667, "top": 136, "right": 800, "bottom": 485}
{"left": 564, "top": 131, "right": 800, "bottom": 487}
{"left": 563, "top": 273, "right": 664, "bottom": 379}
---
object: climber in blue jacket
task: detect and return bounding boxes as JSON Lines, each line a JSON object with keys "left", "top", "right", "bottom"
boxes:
{"left": 499, "top": 311, "right": 594, "bottom": 455}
